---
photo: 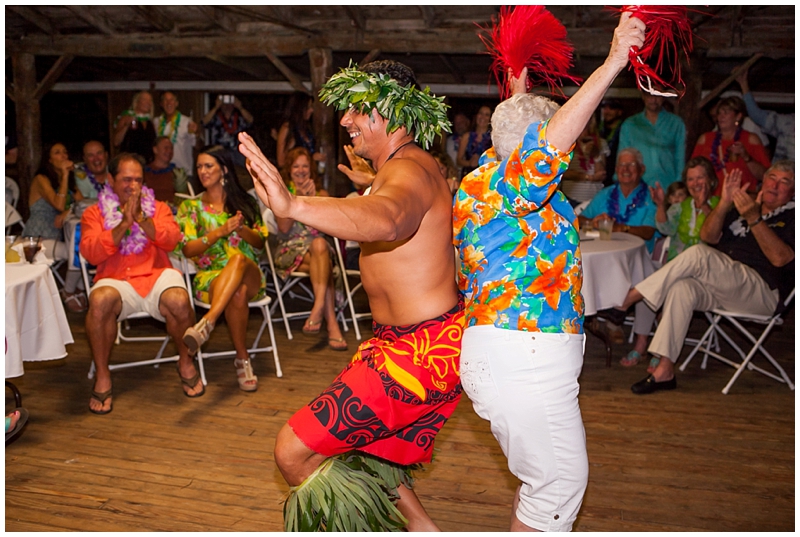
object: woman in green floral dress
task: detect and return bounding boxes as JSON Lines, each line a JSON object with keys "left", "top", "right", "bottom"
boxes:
{"left": 177, "top": 147, "right": 269, "bottom": 391}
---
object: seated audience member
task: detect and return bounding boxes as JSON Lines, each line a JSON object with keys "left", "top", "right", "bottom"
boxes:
{"left": 202, "top": 94, "right": 254, "bottom": 167}
{"left": 580, "top": 147, "right": 658, "bottom": 363}
{"left": 113, "top": 91, "right": 156, "bottom": 162}
{"left": 272, "top": 147, "right": 348, "bottom": 351}
{"left": 735, "top": 65, "right": 795, "bottom": 163}
{"left": 604, "top": 162, "right": 794, "bottom": 394}
{"left": 144, "top": 136, "right": 189, "bottom": 205}
{"left": 561, "top": 115, "right": 609, "bottom": 204}
{"left": 276, "top": 92, "right": 322, "bottom": 168}
{"left": 457, "top": 105, "right": 493, "bottom": 176}
{"left": 652, "top": 157, "right": 718, "bottom": 263}
{"left": 153, "top": 91, "right": 199, "bottom": 179}
{"left": 80, "top": 153, "right": 202, "bottom": 414}
{"left": 177, "top": 147, "right": 269, "bottom": 392}
{"left": 663, "top": 181, "right": 688, "bottom": 208}
{"left": 74, "top": 141, "right": 111, "bottom": 200}
{"left": 692, "top": 96, "right": 770, "bottom": 196}
{"left": 23, "top": 142, "right": 73, "bottom": 261}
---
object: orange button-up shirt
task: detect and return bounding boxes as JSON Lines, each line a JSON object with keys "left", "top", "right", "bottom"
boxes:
{"left": 80, "top": 201, "right": 181, "bottom": 297}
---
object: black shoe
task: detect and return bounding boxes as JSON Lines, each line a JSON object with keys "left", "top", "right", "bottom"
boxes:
{"left": 597, "top": 307, "right": 628, "bottom": 326}
{"left": 631, "top": 374, "right": 677, "bottom": 395}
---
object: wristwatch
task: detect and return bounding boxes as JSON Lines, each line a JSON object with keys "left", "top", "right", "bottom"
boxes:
{"left": 201, "top": 236, "right": 209, "bottom": 245}
{"left": 622, "top": 224, "right": 630, "bottom": 232}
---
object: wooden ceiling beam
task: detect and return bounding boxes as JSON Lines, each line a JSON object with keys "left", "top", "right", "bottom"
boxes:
{"left": 7, "top": 6, "right": 58, "bottom": 36}
{"left": 133, "top": 6, "right": 175, "bottom": 33}
{"left": 265, "top": 51, "right": 311, "bottom": 95}
{"left": 206, "top": 55, "right": 268, "bottom": 80}
{"left": 227, "top": 6, "right": 318, "bottom": 36}
{"left": 32, "top": 54, "right": 74, "bottom": 101}
{"left": 65, "top": 6, "right": 116, "bottom": 36}
{"left": 343, "top": 7, "right": 367, "bottom": 31}
{"left": 419, "top": 6, "right": 438, "bottom": 28}
{"left": 6, "top": 28, "right": 794, "bottom": 59}
{"left": 195, "top": 6, "right": 235, "bottom": 33}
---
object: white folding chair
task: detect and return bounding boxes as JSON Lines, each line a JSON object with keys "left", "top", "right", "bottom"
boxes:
{"left": 334, "top": 239, "right": 370, "bottom": 341}
{"left": 6, "top": 177, "right": 20, "bottom": 208}
{"left": 180, "top": 256, "right": 282, "bottom": 384}
{"left": 78, "top": 253, "right": 178, "bottom": 380}
{"left": 679, "top": 289, "right": 795, "bottom": 394}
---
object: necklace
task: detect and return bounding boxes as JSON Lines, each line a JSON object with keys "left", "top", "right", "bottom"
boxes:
{"left": 217, "top": 110, "right": 239, "bottom": 135}
{"left": 158, "top": 112, "right": 181, "bottom": 144}
{"left": 385, "top": 141, "right": 416, "bottom": 163}
{"left": 608, "top": 182, "right": 648, "bottom": 223}
{"left": 85, "top": 168, "right": 107, "bottom": 193}
{"left": 98, "top": 185, "right": 156, "bottom": 255}
{"left": 710, "top": 126, "right": 742, "bottom": 172}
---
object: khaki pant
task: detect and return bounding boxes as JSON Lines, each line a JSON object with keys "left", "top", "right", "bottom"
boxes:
{"left": 635, "top": 244, "right": 778, "bottom": 363}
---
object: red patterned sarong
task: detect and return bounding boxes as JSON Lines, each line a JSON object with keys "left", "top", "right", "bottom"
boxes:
{"left": 288, "top": 298, "right": 465, "bottom": 465}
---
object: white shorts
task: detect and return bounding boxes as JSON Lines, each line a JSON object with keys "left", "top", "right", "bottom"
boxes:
{"left": 92, "top": 269, "right": 186, "bottom": 323}
{"left": 460, "top": 325, "right": 588, "bottom": 531}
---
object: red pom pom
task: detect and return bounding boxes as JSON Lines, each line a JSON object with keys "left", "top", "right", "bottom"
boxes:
{"left": 479, "top": 6, "right": 581, "bottom": 99}
{"left": 613, "top": 6, "right": 696, "bottom": 97}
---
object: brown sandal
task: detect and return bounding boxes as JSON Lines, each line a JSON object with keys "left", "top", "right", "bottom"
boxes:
{"left": 328, "top": 337, "right": 348, "bottom": 352}
{"left": 89, "top": 388, "right": 113, "bottom": 415}
{"left": 234, "top": 358, "right": 258, "bottom": 392}
{"left": 177, "top": 365, "right": 205, "bottom": 398}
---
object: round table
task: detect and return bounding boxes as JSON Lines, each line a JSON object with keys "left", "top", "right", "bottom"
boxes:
{"left": 580, "top": 232, "right": 655, "bottom": 366}
{"left": 5, "top": 262, "right": 74, "bottom": 378}
{"left": 580, "top": 232, "right": 655, "bottom": 316}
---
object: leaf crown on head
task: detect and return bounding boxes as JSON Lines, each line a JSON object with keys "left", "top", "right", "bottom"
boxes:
{"left": 319, "top": 61, "right": 451, "bottom": 150}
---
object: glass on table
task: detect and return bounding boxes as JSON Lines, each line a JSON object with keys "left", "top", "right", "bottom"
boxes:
{"left": 597, "top": 217, "right": 614, "bottom": 240}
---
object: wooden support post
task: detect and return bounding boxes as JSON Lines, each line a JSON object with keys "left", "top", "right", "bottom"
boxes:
{"left": 675, "top": 50, "right": 705, "bottom": 156}
{"left": 12, "top": 52, "right": 41, "bottom": 220}
{"left": 309, "top": 47, "right": 335, "bottom": 193}
{"left": 698, "top": 53, "right": 762, "bottom": 110}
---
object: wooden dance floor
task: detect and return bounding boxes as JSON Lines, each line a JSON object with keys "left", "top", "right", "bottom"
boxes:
{"left": 5, "top": 305, "right": 794, "bottom": 531}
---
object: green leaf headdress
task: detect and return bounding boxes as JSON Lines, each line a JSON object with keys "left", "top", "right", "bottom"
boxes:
{"left": 319, "top": 61, "right": 451, "bottom": 150}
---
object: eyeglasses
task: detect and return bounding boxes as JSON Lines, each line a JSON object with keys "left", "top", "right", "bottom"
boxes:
{"left": 617, "top": 162, "right": 638, "bottom": 169}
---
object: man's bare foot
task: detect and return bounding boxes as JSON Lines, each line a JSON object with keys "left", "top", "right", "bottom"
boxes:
{"left": 177, "top": 360, "right": 205, "bottom": 397}
{"left": 89, "top": 377, "right": 113, "bottom": 414}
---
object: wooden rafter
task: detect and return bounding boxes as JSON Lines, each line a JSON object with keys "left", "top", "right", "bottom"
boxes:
{"left": 419, "top": 6, "right": 437, "bottom": 28}
{"left": 359, "top": 49, "right": 381, "bottom": 65}
{"left": 206, "top": 55, "right": 267, "bottom": 80}
{"left": 698, "top": 53, "right": 763, "bottom": 109}
{"left": 195, "top": 6, "right": 235, "bottom": 33}
{"left": 343, "top": 7, "right": 366, "bottom": 31}
{"left": 265, "top": 51, "right": 310, "bottom": 95}
{"left": 227, "top": 6, "right": 318, "bottom": 36}
{"left": 65, "top": 6, "right": 116, "bottom": 36}
{"left": 133, "top": 6, "right": 174, "bottom": 33}
{"left": 7, "top": 6, "right": 58, "bottom": 35}
{"left": 33, "top": 55, "right": 74, "bottom": 101}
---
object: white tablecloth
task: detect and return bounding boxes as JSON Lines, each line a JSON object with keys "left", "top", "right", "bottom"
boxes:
{"left": 5, "top": 263, "right": 74, "bottom": 378}
{"left": 580, "top": 232, "right": 655, "bottom": 316}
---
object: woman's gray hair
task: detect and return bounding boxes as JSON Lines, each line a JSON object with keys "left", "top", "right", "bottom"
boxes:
{"left": 491, "top": 93, "right": 561, "bottom": 161}
{"left": 616, "top": 147, "right": 645, "bottom": 168}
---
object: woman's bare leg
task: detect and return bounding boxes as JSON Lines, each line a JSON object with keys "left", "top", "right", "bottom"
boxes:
{"left": 202, "top": 254, "right": 260, "bottom": 325}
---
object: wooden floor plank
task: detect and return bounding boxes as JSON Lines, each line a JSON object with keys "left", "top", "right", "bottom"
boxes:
{"left": 6, "top": 305, "right": 794, "bottom": 531}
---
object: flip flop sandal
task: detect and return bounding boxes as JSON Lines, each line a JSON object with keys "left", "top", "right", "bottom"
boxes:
{"left": 647, "top": 356, "right": 661, "bottom": 374}
{"left": 5, "top": 408, "right": 28, "bottom": 443}
{"left": 234, "top": 358, "right": 258, "bottom": 392}
{"left": 64, "top": 292, "right": 88, "bottom": 313}
{"left": 328, "top": 337, "right": 349, "bottom": 352}
{"left": 177, "top": 365, "right": 205, "bottom": 398}
{"left": 89, "top": 388, "right": 113, "bottom": 415}
{"left": 620, "top": 350, "right": 642, "bottom": 367}
{"left": 302, "top": 318, "right": 322, "bottom": 335}
{"left": 183, "top": 318, "right": 214, "bottom": 355}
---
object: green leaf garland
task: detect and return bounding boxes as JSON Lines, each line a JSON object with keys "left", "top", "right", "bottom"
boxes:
{"left": 319, "top": 62, "right": 452, "bottom": 150}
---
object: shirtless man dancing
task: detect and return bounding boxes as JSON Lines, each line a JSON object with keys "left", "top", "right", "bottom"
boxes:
{"left": 239, "top": 60, "right": 461, "bottom": 532}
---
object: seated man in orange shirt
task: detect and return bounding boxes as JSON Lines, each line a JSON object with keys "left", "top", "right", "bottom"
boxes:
{"left": 80, "top": 153, "right": 203, "bottom": 414}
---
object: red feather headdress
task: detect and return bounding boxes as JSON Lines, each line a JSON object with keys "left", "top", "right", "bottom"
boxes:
{"left": 612, "top": 6, "right": 695, "bottom": 97}
{"left": 479, "top": 6, "right": 581, "bottom": 99}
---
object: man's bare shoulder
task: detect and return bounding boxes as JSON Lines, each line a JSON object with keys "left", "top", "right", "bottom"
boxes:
{"left": 372, "top": 150, "right": 439, "bottom": 191}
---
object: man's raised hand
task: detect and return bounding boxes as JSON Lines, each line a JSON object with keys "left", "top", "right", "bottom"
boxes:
{"left": 238, "top": 132, "right": 294, "bottom": 218}
{"left": 338, "top": 145, "right": 376, "bottom": 188}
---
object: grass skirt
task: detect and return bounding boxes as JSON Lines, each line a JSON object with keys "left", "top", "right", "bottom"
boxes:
{"left": 283, "top": 452, "right": 421, "bottom": 531}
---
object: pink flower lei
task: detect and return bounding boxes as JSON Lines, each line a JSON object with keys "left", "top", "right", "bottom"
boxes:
{"left": 98, "top": 185, "right": 156, "bottom": 255}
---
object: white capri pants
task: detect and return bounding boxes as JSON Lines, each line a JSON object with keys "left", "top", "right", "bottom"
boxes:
{"left": 460, "top": 325, "right": 588, "bottom": 531}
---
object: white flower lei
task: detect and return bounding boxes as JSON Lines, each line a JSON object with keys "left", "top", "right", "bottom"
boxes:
{"left": 98, "top": 185, "right": 157, "bottom": 255}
